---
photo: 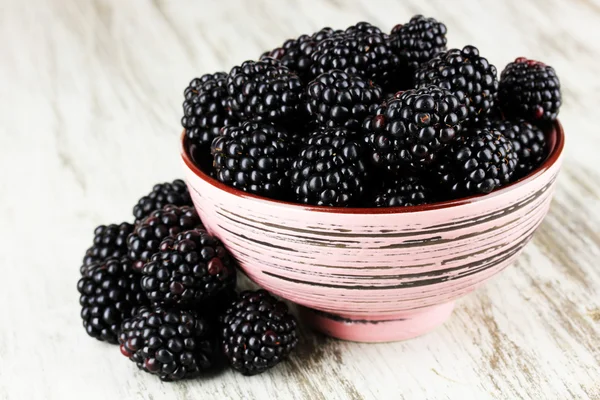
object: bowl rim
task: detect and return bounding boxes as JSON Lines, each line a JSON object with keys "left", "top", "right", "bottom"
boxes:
{"left": 181, "top": 120, "right": 565, "bottom": 214}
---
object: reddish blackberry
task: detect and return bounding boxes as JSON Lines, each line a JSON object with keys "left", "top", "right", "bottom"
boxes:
{"left": 435, "top": 128, "right": 518, "bottom": 196}
{"left": 498, "top": 58, "right": 561, "bottom": 121}
{"left": 485, "top": 119, "right": 548, "bottom": 177}
{"left": 260, "top": 27, "right": 338, "bottom": 81}
{"left": 226, "top": 60, "right": 305, "bottom": 124}
{"left": 133, "top": 179, "right": 193, "bottom": 222}
{"left": 127, "top": 205, "right": 202, "bottom": 272}
{"left": 306, "top": 70, "right": 383, "bottom": 131}
{"left": 77, "top": 257, "right": 148, "bottom": 344}
{"left": 221, "top": 290, "right": 298, "bottom": 376}
{"left": 363, "top": 85, "right": 468, "bottom": 171}
{"left": 141, "top": 229, "right": 236, "bottom": 307}
{"left": 291, "top": 128, "right": 368, "bottom": 206}
{"left": 373, "top": 176, "right": 431, "bottom": 207}
{"left": 390, "top": 15, "right": 447, "bottom": 88}
{"left": 82, "top": 222, "right": 134, "bottom": 270}
{"left": 119, "top": 307, "right": 217, "bottom": 381}
{"left": 414, "top": 45, "right": 498, "bottom": 120}
{"left": 211, "top": 121, "right": 293, "bottom": 198}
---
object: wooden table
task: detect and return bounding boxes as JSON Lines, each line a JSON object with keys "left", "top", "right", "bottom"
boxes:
{"left": 2, "top": 0, "right": 599, "bottom": 398}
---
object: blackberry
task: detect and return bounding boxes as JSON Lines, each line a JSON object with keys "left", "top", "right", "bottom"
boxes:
{"left": 373, "top": 176, "right": 430, "bottom": 207}
{"left": 82, "top": 223, "right": 134, "bottom": 271}
{"left": 119, "top": 307, "right": 217, "bottom": 381}
{"left": 344, "top": 21, "right": 383, "bottom": 35}
{"left": 181, "top": 73, "right": 238, "bottom": 165}
{"left": 133, "top": 179, "right": 193, "bottom": 223}
{"left": 221, "top": 290, "right": 298, "bottom": 376}
{"left": 226, "top": 59, "right": 305, "bottom": 124}
{"left": 485, "top": 119, "right": 547, "bottom": 177}
{"left": 498, "top": 58, "right": 561, "bottom": 121}
{"left": 291, "top": 128, "right": 368, "bottom": 206}
{"left": 414, "top": 45, "right": 499, "bottom": 120}
{"left": 363, "top": 85, "right": 468, "bottom": 171}
{"left": 306, "top": 69, "right": 383, "bottom": 131}
{"left": 435, "top": 128, "right": 518, "bottom": 196}
{"left": 211, "top": 121, "right": 293, "bottom": 198}
{"left": 141, "top": 229, "right": 236, "bottom": 307}
{"left": 77, "top": 257, "right": 148, "bottom": 344}
{"left": 127, "top": 205, "right": 202, "bottom": 272}
{"left": 260, "top": 27, "right": 338, "bottom": 81}
{"left": 390, "top": 15, "right": 447, "bottom": 88}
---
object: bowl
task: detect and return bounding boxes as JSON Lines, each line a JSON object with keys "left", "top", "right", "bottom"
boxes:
{"left": 181, "top": 121, "right": 565, "bottom": 342}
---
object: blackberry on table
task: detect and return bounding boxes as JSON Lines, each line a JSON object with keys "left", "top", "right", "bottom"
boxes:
{"left": 306, "top": 69, "right": 383, "bottom": 131}
{"left": 414, "top": 45, "right": 499, "bottom": 121}
{"left": 221, "top": 290, "right": 298, "bottom": 376}
{"left": 141, "top": 229, "right": 236, "bottom": 308}
{"left": 133, "top": 179, "right": 193, "bottom": 222}
{"left": 498, "top": 58, "right": 561, "bottom": 121}
{"left": 344, "top": 21, "right": 383, "bottom": 35}
{"left": 435, "top": 128, "right": 518, "bottom": 196}
{"left": 226, "top": 59, "right": 305, "bottom": 124}
{"left": 373, "top": 176, "right": 431, "bottom": 207}
{"left": 211, "top": 121, "right": 293, "bottom": 199}
{"left": 82, "top": 222, "right": 134, "bottom": 271}
{"left": 127, "top": 205, "right": 202, "bottom": 272}
{"left": 77, "top": 257, "right": 148, "bottom": 344}
{"left": 291, "top": 128, "right": 368, "bottom": 206}
{"left": 119, "top": 307, "right": 217, "bottom": 381}
{"left": 363, "top": 85, "right": 468, "bottom": 171}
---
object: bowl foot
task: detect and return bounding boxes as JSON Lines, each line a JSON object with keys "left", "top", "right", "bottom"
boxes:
{"left": 299, "top": 302, "right": 455, "bottom": 343}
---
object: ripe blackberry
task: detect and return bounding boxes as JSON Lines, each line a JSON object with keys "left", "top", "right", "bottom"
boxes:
{"left": 363, "top": 85, "right": 468, "bottom": 171}
{"left": 485, "top": 119, "right": 547, "bottom": 177}
{"left": 181, "top": 73, "right": 238, "bottom": 163}
{"left": 133, "top": 179, "right": 193, "bottom": 222}
{"left": 306, "top": 70, "right": 383, "bottom": 131}
{"left": 414, "top": 45, "right": 499, "bottom": 120}
{"left": 373, "top": 176, "right": 431, "bottom": 207}
{"left": 221, "top": 290, "right": 298, "bottom": 376}
{"left": 127, "top": 205, "right": 202, "bottom": 272}
{"left": 291, "top": 128, "right": 368, "bottom": 206}
{"left": 344, "top": 21, "right": 383, "bottom": 35}
{"left": 260, "top": 27, "right": 338, "bottom": 80}
{"left": 226, "top": 59, "right": 305, "bottom": 124}
{"left": 211, "top": 121, "right": 293, "bottom": 198}
{"left": 77, "top": 258, "right": 148, "bottom": 344}
{"left": 119, "top": 307, "right": 217, "bottom": 381}
{"left": 435, "top": 128, "right": 518, "bottom": 196}
{"left": 390, "top": 15, "right": 447, "bottom": 88}
{"left": 82, "top": 223, "right": 134, "bottom": 271}
{"left": 498, "top": 58, "right": 561, "bottom": 121}
{"left": 141, "top": 229, "right": 236, "bottom": 307}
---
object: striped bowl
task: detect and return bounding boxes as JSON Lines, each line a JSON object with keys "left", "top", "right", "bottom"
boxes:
{"left": 181, "top": 121, "right": 565, "bottom": 342}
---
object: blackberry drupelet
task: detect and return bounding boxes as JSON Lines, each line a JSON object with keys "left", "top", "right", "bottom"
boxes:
{"left": 414, "top": 45, "right": 498, "bottom": 120}
{"left": 211, "top": 121, "right": 293, "bottom": 198}
{"left": 498, "top": 58, "right": 561, "bottom": 121}
{"left": 390, "top": 15, "right": 447, "bottom": 88}
{"left": 435, "top": 128, "right": 518, "bottom": 196}
{"left": 133, "top": 179, "right": 193, "bottom": 222}
{"left": 182, "top": 73, "right": 238, "bottom": 165}
{"left": 485, "top": 119, "right": 547, "bottom": 177}
{"left": 141, "top": 229, "right": 236, "bottom": 307}
{"left": 127, "top": 205, "right": 202, "bottom": 272}
{"left": 221, "top": 290, "right": 298, "bottom": 376}
{"left": 373, "top": 176, "right": 431, "bottom": 207}
{"left": 119, "top": 307, "right": 217, "bottom": 381}
{"left": 291, "top": 128, "right": 368, "bottom": 206}
{"left": 363, "top": 85, "right": 468, "bottom": 171}
{"left": 82, "top": 222, "right": 134, "bottom": 271}
{"left": 77, "top": 257, "right": 148, "bottom": 344}
{"left": 226, "top": 60, "right": 305, "bottom": 124}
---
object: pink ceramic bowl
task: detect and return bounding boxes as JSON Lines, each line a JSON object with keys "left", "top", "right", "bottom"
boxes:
{"left": 181, "top": 121, "right": 564, "bottom": 342}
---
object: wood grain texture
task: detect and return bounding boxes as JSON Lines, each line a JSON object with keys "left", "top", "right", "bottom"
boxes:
{"left": 1, "top": 0, "right": 599, "bottom": 398}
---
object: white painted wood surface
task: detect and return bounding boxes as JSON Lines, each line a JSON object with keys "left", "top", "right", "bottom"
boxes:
{"left": 1, "top": 0, "right": 599, "bottom": 398}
